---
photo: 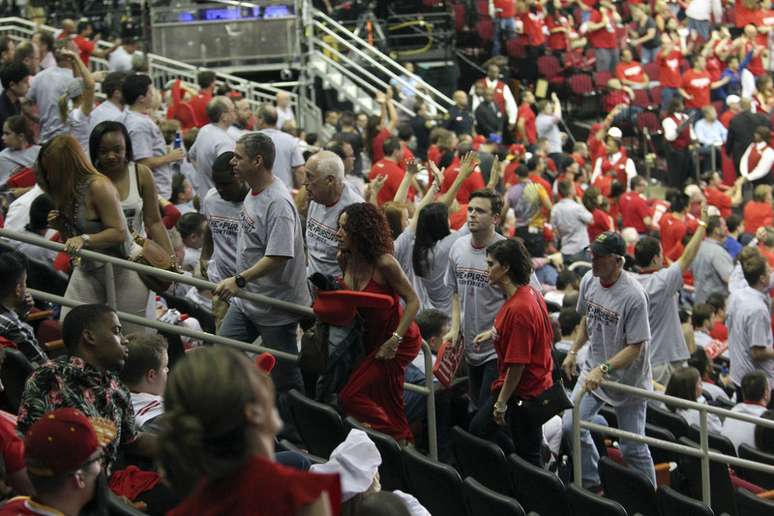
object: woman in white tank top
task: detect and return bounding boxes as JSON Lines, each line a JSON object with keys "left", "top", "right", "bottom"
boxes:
{"left": 89, "top": 120, "right": 175, "bottom": 255}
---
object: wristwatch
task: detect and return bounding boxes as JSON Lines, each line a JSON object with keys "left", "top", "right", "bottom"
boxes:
{"left": 80, "top": 234, "right": 91, "bottom": 246}
{"left": 234, "top": 273, "right": 246, "bottom": 289}
{"left": 600, "top": 361, "right": 613, "bottom": 375}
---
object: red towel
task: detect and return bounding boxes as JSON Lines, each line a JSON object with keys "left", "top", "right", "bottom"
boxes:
{"left": 109, "top": 465, "right": 162, "bottom": 500}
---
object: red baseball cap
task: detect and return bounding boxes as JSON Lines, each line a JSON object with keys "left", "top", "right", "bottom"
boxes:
{"left": 25, "top": 408, "right": 116, "bottom": 477}
{"left": 313, "top": 290, "right": 394, "bottom": 327}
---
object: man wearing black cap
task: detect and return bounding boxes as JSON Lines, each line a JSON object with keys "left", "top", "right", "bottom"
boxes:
{"left": 561, "top": 231, "right": 655, "bottom": 490}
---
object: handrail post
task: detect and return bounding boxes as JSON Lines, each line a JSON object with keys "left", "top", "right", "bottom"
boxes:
{"left": 104, "top": 263, "right": 117, "bottom": 309}
{"left": 572, "top": 388, "right": 585, "bottom": 487}
{"left": 421, "top": 341, "right": 438, "bottom": 461}
{"left": 699, "top": 410, "right": 711, "bottom": 506}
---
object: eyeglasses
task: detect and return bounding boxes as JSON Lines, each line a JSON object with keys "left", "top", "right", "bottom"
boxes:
{"left": 79, "top": 453, "right": 107, "bottom": 470}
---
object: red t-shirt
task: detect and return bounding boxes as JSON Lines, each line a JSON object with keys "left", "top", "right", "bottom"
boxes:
{"left": 719, "top": 109, "right": 735, "bottom": 128}
{"left": 494, "top": 0, "right": 517, "bottom": 18}
{"left": 491, "top": 286, "right": 554, "bottom": 398}
{"left": 657, "top": 50, "right": 683, "bottom": 89}
{"left": 545, "top": 15, "right": 569, "bottom": 50}
{"left": 168, "top": 455, "right": 341, "bottom": 516}
{"left": 659, "top": 212, "right": 687, "bottom": 262}
{"left": 616, "top": 62, "right": 647, "bottom": 84}
{"left": 441, "top": 164, "right": 485, "bottom": 204}
{"left": 449, "top": 203, "right": 468, "bottom": 230}
{"left": 72, "top": 36, "right": 95, "bottom": 66}
{"left": 371, "top": 128, "right": 392, "bottom": 162}
{"left": 744, "top": 200, "right": 774, "bottom": 234}
{"left": 682, "top": 70, "right": 712, "bottom": 109}
{"left": 588, "top": 209, "right": 613, "bottom": 245}
{"left": 399, "top": 143, "right": 415, "bottom": 171}
{"left": 710, "top": 321, "right": 728, "bottom": 341}
{"left": 427, "top": 144, "right": 442, "bottom": 165}
{"left": 735, "top": 1, "right": 761, "bottom": 27}
{"left": 519, "top": 11, "right": 547, "bottom": 46}
{"left": 517, "top": 103, "right": 537, "bottom": 145}
{"left": 589, "top": 9, "right": 617, "bottom": 49}
{"left": 369, "top": 158, "right": 409, "bottom": 206}
{"left": 704, "top": 186, "right": 733, "bottom": 218}
{"left": 619, "top": 191, "right": 652, "bottom": 233}
{"left": 0, "top": 498, "right": 59, "bottom": 515}
{"left": 189, "top": 92, "right": 213, "bottom": 128}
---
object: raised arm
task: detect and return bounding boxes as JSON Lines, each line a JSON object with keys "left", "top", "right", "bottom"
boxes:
{"left": 439, "top": 152, "right": 481, "bottom": 207}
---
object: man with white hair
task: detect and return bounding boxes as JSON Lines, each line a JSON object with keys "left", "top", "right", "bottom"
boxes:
{"left": 305, "top": 150, "right": 364, "bottom": 278}
{"left": 275, "top": 91, "right": 295, "bottom": 130}
{"left": 187, "top": 96, "right": 237, "bottom": 198}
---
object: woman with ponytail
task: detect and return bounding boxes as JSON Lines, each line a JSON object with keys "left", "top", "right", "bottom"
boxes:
{"left": 160, "top": 347, "right": 341, "bottom": 516}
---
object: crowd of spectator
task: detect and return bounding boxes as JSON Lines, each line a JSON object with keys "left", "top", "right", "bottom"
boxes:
{"left": 0, "top": 1, "right": 772, "bottom": 514}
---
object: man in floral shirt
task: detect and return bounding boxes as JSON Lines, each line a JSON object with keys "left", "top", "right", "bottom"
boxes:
{"left": 17, "top": 304, "right": 157, "bottom": 464}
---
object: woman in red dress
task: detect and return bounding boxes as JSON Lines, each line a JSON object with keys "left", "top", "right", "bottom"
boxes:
{"left": 160, "top": 347, "right": 341, "bottom": 516}
{"left": 336, "top": 202, "right": 422, "bottom": 444}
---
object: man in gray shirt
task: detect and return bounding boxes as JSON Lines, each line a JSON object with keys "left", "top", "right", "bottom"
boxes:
{"left": 188, "top": 96, "right": 237, "bottom": 198}
{"left": 213, "top": 132, "right": 311, "bottom": 420}
{"left": 727, "top": 255, "right": 774, "bottom": 390}
{"left": 305, "top": 150, "right": 363, "bottom": 278}
{"left": 535, "top": 92, "right": 563, "bottom": 157}
{"left": 691, "top": 215, "right": 734, "bottom": 304}
{"left": 632, "top": 204, "right": 708, "bottom": 385}
{"left": 445, "top": 189, "right": 506, "bottom": 408}
{"left": 26, "top": 45, "right": 74, "bottom": 143}
{"left": 562, "top": 231, "right": 655, "bottom": 489}
{"left": 121, "top": 74, "right": 184, "bottom": 198}
{"left": 256, "top": 104, "right": 305, "bottom": 189}
{"left": 551, "top": 179, "right": 592, "bottom": 262}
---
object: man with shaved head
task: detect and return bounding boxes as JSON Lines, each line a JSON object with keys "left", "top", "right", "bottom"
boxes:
{"left": 444, "top": 90, "right": 474, "bottom": 136}
{"left": 257, "top": 103, "right": 305, "bottom": 188}
{"left": 304, "top": 150, "right": 363, "bottom": 277}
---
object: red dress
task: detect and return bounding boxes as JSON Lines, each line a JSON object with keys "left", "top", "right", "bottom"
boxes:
{"left": 338, "top": 279, "right": 422, "bottom": 442}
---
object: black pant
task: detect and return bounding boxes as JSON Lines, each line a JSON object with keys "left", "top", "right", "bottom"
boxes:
{"left": 515, "top": 226, "right": 546, "bottom": 257}
{"left": 470, "top": 391, "right": 544, "bottom": 467}
{"left": 468, "top": 359, "right": 498, "bottom": 409}
{"left": 665, "top": 146, "right": 694, "bottom": 187}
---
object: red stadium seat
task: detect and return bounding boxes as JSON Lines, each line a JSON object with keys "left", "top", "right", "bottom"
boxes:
{"left": 568, "top": 73, "right": 594, "bottom": 96}
{"left": 477, "top": 16, "right": 494, "bottom": 42}
{"left": 636, "top": 110, "right": 661, "bottom": 135}
{"left": 537, "top": 54, "right": 562, "bottom": 80}
{"left": 632, "top": 89, "right": 651, "bottom": 110}
{"left": 594, "top": 71, "right": 612, "bottom": 89}
{"left": 452, "top": 2, "right": 466, "bottom": 32}
{"left": 506, "top": 39, "right": 527, "bottom": 59}
{"left": 6, "top": 167, "right": 35, "bottom": 188}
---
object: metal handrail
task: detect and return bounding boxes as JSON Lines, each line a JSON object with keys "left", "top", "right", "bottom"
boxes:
{"left": 311, "top": 41, "right": 416, "bottom": 118}
{"left": 0, "top": 17, "right": 297, "bottom": 105}
{"left": 572, "top": 380, "right": 774, "bottom": 507}
{"left": 0, "top": 228, "right": 439, "bottom": 460}
{"left": 310, "top": 8, "right": 453, "bottom": 112}
{"left": 311, "top": 20, "right": 448, "bottom": 118}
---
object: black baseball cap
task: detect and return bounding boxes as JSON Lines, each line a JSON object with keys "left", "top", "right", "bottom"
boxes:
{"left": 589, "top": 231, "right": 626, "bottom": 257}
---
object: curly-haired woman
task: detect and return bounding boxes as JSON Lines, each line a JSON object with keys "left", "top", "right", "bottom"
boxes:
{"left": 335, "top": 202, "right": 421, "bottom": 443}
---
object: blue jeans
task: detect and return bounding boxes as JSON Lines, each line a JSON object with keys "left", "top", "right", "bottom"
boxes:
{"left": 493, "top": 17, "right": 517, "bottom": 56}
{"left": 562, "top": 381, "right": 656, "bottom": 488}
{"left": 468, "top": 358, "right": 499, "bottom": 410}
{"left": 640, "top": 46, "right": 660, "bottom": 65}
{"left": 595, "top": 47, "right": 620, "bottom": 73}
{"left": 660, "top": 87, "right": 678, "bottom": 112}
{"left": 219, "top": 305, "right": 304, "bottom": 428}
{"left": 687, "top": 18, "right": 710, "bottom": 41}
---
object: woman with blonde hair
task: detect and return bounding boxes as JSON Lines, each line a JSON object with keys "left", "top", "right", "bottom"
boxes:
{"left": 160, "top": 347, "right": 341, "bottom": 515}
{"left": 39, "top": 134, "right": 152, "bottom": 332}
